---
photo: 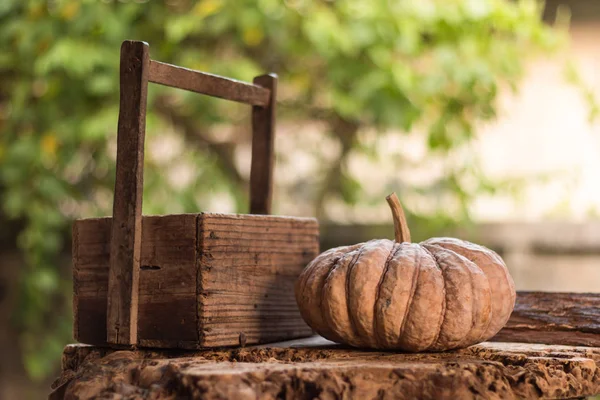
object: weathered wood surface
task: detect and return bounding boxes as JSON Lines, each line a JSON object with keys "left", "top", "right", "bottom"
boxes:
{"left": 148, "top": 60, "right": 270, "bottom": 106}
{"left": 250, "top": 73, "right": 277, "bottom": 215}
{"left": 50, "top": 336, "right": 600, "bottom": 399}
{"left": 493, "top": 291, "right": 600, "bottom": 347}
{"left": 107, "top": 40, "right": 150, "bottom": 346}
{"left": 73, "top": 213, "right": 318, "bottom": 349}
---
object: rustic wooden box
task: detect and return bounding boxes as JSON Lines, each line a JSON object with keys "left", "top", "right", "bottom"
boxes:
{"left": 72, "top": 40, "right": 317, "bottom": 349}
{"left": 73, "top": 213, "right": 317, "bottom": 348}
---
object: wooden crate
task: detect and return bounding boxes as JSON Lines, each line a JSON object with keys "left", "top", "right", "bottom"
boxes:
{"left": 72, "top": 40, "right": 318, "bottom": 348}
{"left": 73, "top": 214, "right": 317, "bottom": 348}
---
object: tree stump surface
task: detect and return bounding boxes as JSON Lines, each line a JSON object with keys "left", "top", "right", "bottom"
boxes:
{"left": 50, "top": 336, "right": 600, "bottom": 399}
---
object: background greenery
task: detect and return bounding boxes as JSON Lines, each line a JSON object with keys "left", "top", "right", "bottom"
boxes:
{"left": 0, "top": 0, "right": 567, "bottom": 382}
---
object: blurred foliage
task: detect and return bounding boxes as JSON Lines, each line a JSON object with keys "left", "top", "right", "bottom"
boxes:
{"left": 0, "top": 0, "right": 564, "bottom": 379}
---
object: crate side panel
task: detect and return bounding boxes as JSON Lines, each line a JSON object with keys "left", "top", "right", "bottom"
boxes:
{"left": 198, "top": 213, "right": 318, "bottom": 347}
{"left": 73, "top": 214, "right": 199, "bottom": 346}
{"left": 137, "top": 214, "right": 198, "bottom": 343}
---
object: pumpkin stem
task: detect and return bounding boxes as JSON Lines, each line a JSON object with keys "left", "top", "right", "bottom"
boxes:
{"left": 386, "top": 192, "right": 411, "bottom": 243}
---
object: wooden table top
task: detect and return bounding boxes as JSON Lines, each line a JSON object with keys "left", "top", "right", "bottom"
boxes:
{"left": 50, "top": 336, "right": 600, "bottom": 399}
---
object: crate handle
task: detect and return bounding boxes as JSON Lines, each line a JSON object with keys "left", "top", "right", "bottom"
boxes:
{"left": 107, "top": 40, "right": 277, "bottom": 346}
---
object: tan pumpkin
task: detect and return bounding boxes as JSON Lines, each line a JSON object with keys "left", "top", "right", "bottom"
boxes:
{"left": 295, "top": 193, "right": 515, "bottom": 351}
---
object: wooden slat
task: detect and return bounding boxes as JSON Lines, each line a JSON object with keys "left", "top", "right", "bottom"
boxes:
{"left": 492, "top": 291, "right": 600, "bottom": 346}
{"left": 249, "top": 74, "right": 277, "bottom": 214}
{"left": 74, "top": 215, "right": 199, "bottom": 346}
{"left": 197, "top": 213, "right": 316, "bottom": 347}
{"left": 107, "top": 40, "right": 150, "bottom": 346}
{"left": 148, "top": 60, "right": 270, "bottom": 107}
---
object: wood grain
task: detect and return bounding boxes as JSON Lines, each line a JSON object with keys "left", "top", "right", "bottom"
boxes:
{"left": 249, "top": 74, "right": 277, "bottom": 215}
{"left": 107, "top": 40, "right": 149, "bottom": 345}
{"left": 74, "top": 215, "right": 198, "bottom": 347}
{"left": 493, "top": 291, "right": 600, "bottom": 346}
{"left": 73, "top": 213, "right": 318, "bottom": 349}
{"left": 198, "top": 213, "right": 317, "bottom": 347}
{"left": 52, "top": 337, "right": 600, "bottom": 399}
{"left": 149, "top": 60, "right": 270, "bottom": 106}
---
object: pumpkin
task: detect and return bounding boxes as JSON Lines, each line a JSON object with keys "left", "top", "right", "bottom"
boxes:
{"left": 295, "top": 193, "right": 515, "bottom": 351}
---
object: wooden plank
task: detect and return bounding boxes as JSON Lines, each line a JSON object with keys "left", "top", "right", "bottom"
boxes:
{"left": 136, "top": 214, "right": 198, "bottom": 344}
{"left": 107, "top": 40, "right": 150, "bottom": 345}
{"left": 197, "top": 213, "right": 317, "bottom": 347}
{"left": 53, "top": 338, "right": 600, "bottom": 399}
{"left": 492, "top": 291, "right": 600, "bottom": 346}
{"left": 74, "top": 215, "right": 198, "bottom": 346}
{"left": 148, "top": 60, "right": 270, "bottom": 107}
{"left": 249, "top": 74, "right": 277, "bottom": 215}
